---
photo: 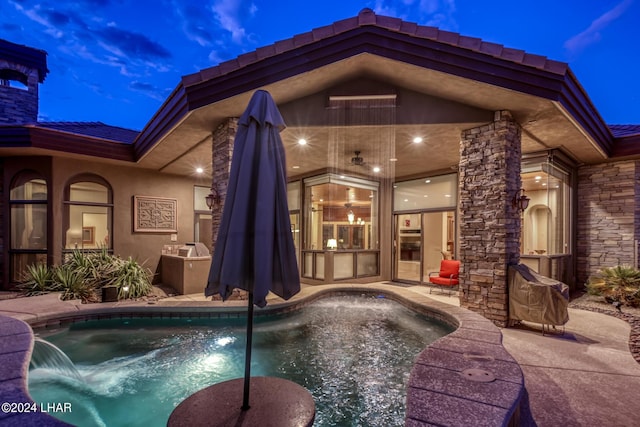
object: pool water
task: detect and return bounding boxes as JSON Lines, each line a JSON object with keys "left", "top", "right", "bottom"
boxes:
{"left": 29, "top": 295, "right": 454, "bottom": 426}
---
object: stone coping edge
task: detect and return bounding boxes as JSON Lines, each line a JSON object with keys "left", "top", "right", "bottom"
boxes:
{"left": 0, "top": 284, "right": 524, "bottom": 426}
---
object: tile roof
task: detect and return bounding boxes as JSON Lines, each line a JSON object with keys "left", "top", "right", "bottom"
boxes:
{"left": 183, "top": 8, "right": 567, "bottom": 86}
{"left": 36, "top": 121, "right": 139, "bottom": 143}
{"left": 609, "top": 124, "right": 640, "bottom": 138}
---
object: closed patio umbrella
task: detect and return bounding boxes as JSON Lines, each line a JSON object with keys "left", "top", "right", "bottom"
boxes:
{"left": 205, "top": 89, "right": 301, "bottom": 411}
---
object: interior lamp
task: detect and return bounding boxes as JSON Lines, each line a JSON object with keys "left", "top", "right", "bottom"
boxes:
{"left": 327, "top": 239, "right": 338, "bottom": 250}
{"left": 347, "top": 210, "right": 355, "bottom": 224}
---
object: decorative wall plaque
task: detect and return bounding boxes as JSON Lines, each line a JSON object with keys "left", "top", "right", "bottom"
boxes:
{"left": 133, "top": 196, "right": 177, "bottom": 233}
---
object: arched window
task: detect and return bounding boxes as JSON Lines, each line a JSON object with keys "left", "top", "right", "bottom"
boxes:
{"left": 0, "top": 68, "right": 29, "bottom": 90}
{"left": 63, "top": 175, "right": 113, "bottom": 251}
{"left": 9, "top": 171, "right": 48, "bottom": 282}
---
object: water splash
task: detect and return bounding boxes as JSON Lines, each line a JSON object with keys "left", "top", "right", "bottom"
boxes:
{"left": 30, "top": 337, "right": 83, "bottom": 381}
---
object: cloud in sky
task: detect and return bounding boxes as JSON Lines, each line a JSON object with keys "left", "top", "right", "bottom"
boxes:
{"left": 129, "top": 80, "right": 168, "bottom": 102}
{"left": 564, "top": 0, "right": 633, "bottom": 55}
{"left": 373, "top": 0, "right": 457, "bottom": 30}
{"left": 96, "top": 26, "right": 171, "bottom": 61}
{"left": 173, "top": 1, "right": 215, "bottom": 47}
{"left": 211, "top": 0, "right": 256, "bottom": 45}
{"left": 12, "top": 0, "right": 172, "bottom": 76}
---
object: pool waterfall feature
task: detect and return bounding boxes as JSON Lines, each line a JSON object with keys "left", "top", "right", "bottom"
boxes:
{"left": 2, "top": 284, "right": 526, "bottom": 426}
{"left": 30, "top": 338, "right": 82, "bottom": 382}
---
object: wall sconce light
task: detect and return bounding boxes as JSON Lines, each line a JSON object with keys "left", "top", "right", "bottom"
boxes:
{"left": 347, "top": 209, "right": 355, "bottom": 224}
{"left": 327, "top": 238, "right": 338, "bottom": 250}
{"left": 205, "top": 187, "right": 221, "bottom": 209}
{"left": 512, "top": 188, "right": 530, "bottom": 212}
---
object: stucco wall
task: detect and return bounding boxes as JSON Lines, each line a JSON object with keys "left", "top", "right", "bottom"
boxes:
{"left": 51, "top": 157, "right": 210, "bottom": 283}
{"left": 577, "top": 160, "right": 640, "bottom": 285}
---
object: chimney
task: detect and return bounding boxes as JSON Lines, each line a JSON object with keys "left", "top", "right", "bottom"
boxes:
{"left": 0, "top": 39, "right": 48, "bottom": 125}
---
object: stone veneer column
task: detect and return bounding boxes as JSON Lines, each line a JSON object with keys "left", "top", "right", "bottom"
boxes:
{"left": 577, "top": 160, "right": 640, "bottom": 285}
{"left": 459, "top": 111, "right": 522, "bottom": 327}
{"left": 210, "top": 118, "right": 238, "bottom": 251}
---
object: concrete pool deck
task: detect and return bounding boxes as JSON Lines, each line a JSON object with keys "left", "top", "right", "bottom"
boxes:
{"left": 0, "top": 283, "right": 639, "bottom": 426}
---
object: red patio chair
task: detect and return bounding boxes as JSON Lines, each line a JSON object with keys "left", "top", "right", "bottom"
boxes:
{"left": 428, "top": 260, "right": 460, "bottom": 294}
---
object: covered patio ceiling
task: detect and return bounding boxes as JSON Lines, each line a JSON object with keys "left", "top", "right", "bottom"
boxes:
{"left": 139, "top": 53, "right": 607, "bottom": 181}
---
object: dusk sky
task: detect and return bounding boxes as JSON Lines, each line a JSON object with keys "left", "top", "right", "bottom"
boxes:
{"left": 1, "top": 0, "right": 638, "bottom": 131}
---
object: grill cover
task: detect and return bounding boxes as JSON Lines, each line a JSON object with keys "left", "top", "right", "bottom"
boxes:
{"left": 508, "top": 263, "right": 569, "bottom": 326}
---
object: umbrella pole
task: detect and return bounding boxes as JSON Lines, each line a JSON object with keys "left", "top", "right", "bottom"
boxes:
{"left": 242, "top": 290, "right": 254, "bottom": 411}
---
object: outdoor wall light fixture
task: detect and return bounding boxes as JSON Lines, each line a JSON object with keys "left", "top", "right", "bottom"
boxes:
{"left": 205, "top": 187, "right": 221, "bottom": 209}
{"left": 512, "top": 188, "right": 530, "bottom": 212}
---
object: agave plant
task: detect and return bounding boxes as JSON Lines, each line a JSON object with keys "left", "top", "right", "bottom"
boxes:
{"left": 53, "top": 264, "right": 97, "bottom": 302}
{"left": 18, "top": 263, "right": 57, "bottom": 296}
{"left": 87, "top": 246, "right": 119, "bottom": 287}
{"left": 586, "top": 265, "right": 640, "bottom": 307}
{"left": 104, "top": 256, "right": 153, "bottom": 299}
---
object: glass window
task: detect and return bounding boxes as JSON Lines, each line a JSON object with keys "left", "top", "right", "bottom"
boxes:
{"left": 194, "top": 186, "right": 210, "bottom": 212}
{"left": 394, "top": 173, "right": 457, "bottom": 211}
{"left": 64, "top": 177, "right": 112, "bottom": 250}
{"left": 521, "top": 156, "right": 572, "bottom": 256}
{"left": 194, "top": 186, "right": 213, "bottom": 250}
{"left": 303, "top": 174, "right": 379, "bottom": 251}
{"left": 287, "top": 181, "right": 301, "bottom": 211}
{"left": 9, "top": 172, "right": 48, "bottom": 282}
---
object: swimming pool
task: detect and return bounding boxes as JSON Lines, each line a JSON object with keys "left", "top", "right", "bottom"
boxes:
{"left": 29, "top": 295, "right": 454, "bottom": 426}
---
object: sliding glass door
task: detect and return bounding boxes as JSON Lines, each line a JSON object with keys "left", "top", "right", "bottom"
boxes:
{"left": 394, "top": 211, "right": 455, "bottom": 283}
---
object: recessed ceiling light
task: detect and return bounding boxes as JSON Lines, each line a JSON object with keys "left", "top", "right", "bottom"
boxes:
{"left": 389, "top": 158, "right": 398, "bottom": 162}
{"left": 292, "top": 165, "right": 300, "bottom": 169}
{"left": 425, "top": 179, "right": 431, "bottom": 183}
{"left": 298, "top": 138, "right": 307, "bottom": 145}
{"left": 404, "top": 199, "right": 409, "bottom": 202}
{"left": 196, "top": 167, "right": 204, "bottom": 174}
{"left": 444, "top": 194, "right": 452, "bottom": 198}
{"left": 413, "top": 137, "right": 423, "bottom": 143}
{"left": 373, "top": 166, "right": 381, "bottom": 173}
{"left": 423, "top": 195, "right": 429, "bottom": 198}
{"left": 534, "top": 175, "right": 542, "bottom": 180}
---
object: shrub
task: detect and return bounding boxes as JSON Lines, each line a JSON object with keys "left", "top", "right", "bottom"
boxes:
{"left": 586, "top": 265, "right": 640, "bottom": 308}
{"left": 18, "top": 263, "right": 57, "bottom": 296}
{"left": 105, "top": 256, "right": 154, "bottom": 299}
{"left": 18, "top": 248, "right": 153, "bottom": 302}
{"left": 54, "top": 264, "right": 97, "bottom": 302}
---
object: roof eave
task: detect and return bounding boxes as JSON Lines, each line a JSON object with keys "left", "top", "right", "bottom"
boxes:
{"left": 133, "top": 83, "right": 189, "bottom": 160}
{"left": 137, "top": 16, "right": 616, "bottom": 163}
{"left": 0, "top": 126, "right": 135, "bottom": 161}
{"left": 611, "top": 134, "right": 640, "bottom": 158}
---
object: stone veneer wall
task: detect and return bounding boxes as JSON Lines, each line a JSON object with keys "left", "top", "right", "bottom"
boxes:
{"left": 211, "top": 118, "right": 238, "bottom": 251}
{"left": 0, "top": 60, "right": 39, "bottom": 124}
{"left": 458, "top": 111, "right": 522, "bottom": 327}
{"left": 576, "top": 160, "right": 640, "bottom": 285}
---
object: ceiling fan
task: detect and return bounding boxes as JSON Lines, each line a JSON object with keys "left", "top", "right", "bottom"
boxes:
{"left": 350, "top": 151, "right": 365, "bottom": 167}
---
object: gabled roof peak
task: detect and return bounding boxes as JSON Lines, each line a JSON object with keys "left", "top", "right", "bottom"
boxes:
{"left": 183, "top": 9, "right": 566, "bottom": 87}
